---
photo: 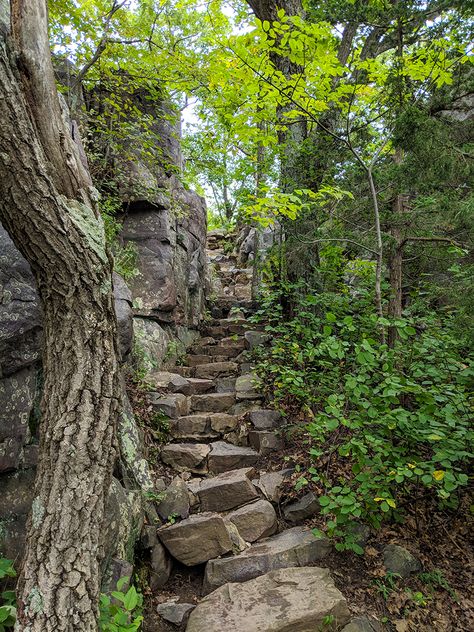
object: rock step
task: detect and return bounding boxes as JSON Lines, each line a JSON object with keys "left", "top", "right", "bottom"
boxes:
{"left": 169, "top": 413, "right": 238, "bottom": 440}
{"left": 190, "top": 392, "right": 236, "bottom": 413}
{"left": 160, "top": 441, "right": 259, "bottom": 474}
{"left": 186, "top": 354, "right": 231, "bottom": 366}
{"left": 194, "top": 361, "right": 238, "bottom": 379}
{"left": 203, "top": 526, "right": 332, "bottom": 594}
{"left": 187, "top": 567, "right": 350, "bottom": 632}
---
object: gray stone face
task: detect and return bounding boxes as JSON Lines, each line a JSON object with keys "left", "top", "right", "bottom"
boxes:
{"left": 248, "top": 430, "right": 283, "bottom": 454}
{"left": 244, "top": 330, "right": 271, "bottom": 350}
{"left": 255, "top": 471, "right": 286, "bottom": 503}
{"left": 383, "top": 544, "right": 422, "bottom": 578}
{"left": 0, "top": 468, "right": 36, "bottom": 560}
{"left": 193, "top": 467, "right": 258, "bottom": 512}
{"left": 158, "top": 512, "right": 233, "bottom": 566}
{"left": 226, "top": 499, "right": 277, "bottom": 543}
{"left": 188, "top": 567, "right": 350, "bottom": 632}
{"left": 203, "top": 526, "right": 331, "bottom": 593}
{"left": 149, "top": 392, "right": 190, "bottom": 418}
{"left": 235, "top": 374, "right": 263, "bottom": 401}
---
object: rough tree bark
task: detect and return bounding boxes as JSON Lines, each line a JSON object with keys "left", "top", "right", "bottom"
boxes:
{"left": 0, "top": 2, "right": 120, "bottom": 630}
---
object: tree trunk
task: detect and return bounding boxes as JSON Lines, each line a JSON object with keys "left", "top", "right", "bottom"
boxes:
{"left": 0, "top": 3, "right": 120, "bottom": 630}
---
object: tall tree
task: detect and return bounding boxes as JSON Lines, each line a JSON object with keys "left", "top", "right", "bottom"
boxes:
{"left": 0, "top": 1, "right": 120, "bottom": 630}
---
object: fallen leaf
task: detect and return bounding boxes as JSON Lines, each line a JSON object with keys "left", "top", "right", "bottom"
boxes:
{"left": 395, "top": 619, "right": 409, "bottom": 632}
{"left": 365, "top": 546, "right": 378, "bottom": 557}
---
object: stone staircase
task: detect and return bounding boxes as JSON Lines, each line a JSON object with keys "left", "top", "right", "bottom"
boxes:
{"left": 143, "top": 230, "right": 357, "bottom": 631}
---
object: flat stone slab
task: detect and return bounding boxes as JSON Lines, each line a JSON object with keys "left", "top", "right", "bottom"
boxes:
{"left": 209, "top": 413, "right": 239, "bottom": 434}
{"left": 208, "top": 441, "right": 259, "bottom": 474}
{"left": 226, "top": 499, "right": 277, "bottom": 543}
{"left": 158, "top": 512, "right": 233, "bottom": 566}
{"left": 190, "top": 392, "right": 236, "bottom": 413}
{"left": 161, "top": 443, "right": 210, "bottom": 474}
{"left": 187, "top": 567, "right": 350, "bottom": 632}
{"left": 203, "top": 526, "right": 331, "bottom": 593}
{"left": 195, "top": 361, "right": 238, "bottom": 379}
{"left": 157, "top": 602, "right": 195, "bottom": 626}
{"left": 193, "top": 467, "right": 258, "bottom": 512}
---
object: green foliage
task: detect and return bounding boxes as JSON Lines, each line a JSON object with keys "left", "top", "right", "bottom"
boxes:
{"left": 253, "top": 255, "right": 473, "bottom": 552}
{"left": 419, "top": 569, "right": 458, "bottom": 602}
{"left": 99, "top": 577, "right": 143, "bottom": 632}
{"left": 0, "top": 559, "right": 16, "bottom": 632}
{"left": 99, "top": 196, "right": 139, "bottom": 280}
{"left": 0, "top": 561, "right": 143, "bottom": 632}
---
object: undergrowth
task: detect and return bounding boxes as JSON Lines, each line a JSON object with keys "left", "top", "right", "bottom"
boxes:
{"left": 251, "top": 258, "right": 473, "bottom": 553}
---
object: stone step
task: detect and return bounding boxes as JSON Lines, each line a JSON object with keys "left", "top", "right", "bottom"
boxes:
{"left": 203, "top": 526, "right": 332, "bottom": 594}
{"left": 186, "top": 354, "right": 230, "bottom": 366}
{"left": 158, "top": 512, "right": 233, "bottom": 566}
{"left": 190, "top": 392, "right": 236, "bottom": 413}
{"left": 160, "top": 440, "right": 258, "bottom": 474}
{"left": 188, "top": 567, "right": 349, "bottom": 632}
{"left": 149, "top": 392, "right": 189, "bottom": 418}
{"left": 194, "top": 361, "right": 238, "bottom": 379}
{"left": 208, "top": 441, "right": 259, "bottom": 474}
{"left": 187, "top": 467, "right": 258, "bottom": 513}
{"left": 186, "top": 378, "right": 215, "bottom": 394}
{"left": 225, "top": 499, "right": 277, "bottom": 543}
{"left": 169, "top": 414, "right": 218, "bottom": 441}
{"left": 173, "top": 366, "right": 196, "bottom": 378}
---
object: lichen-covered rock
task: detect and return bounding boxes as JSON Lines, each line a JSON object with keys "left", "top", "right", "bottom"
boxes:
{"left": 187, "top": 567, "right": 350, "bottom": 632}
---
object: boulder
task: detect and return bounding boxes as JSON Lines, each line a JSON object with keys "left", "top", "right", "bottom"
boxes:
{"left": 193, "top": 468, "right": 258, "bottom": 512}
{"left": 158, "top": 512, "right": 233, "bottom": 566}
{"left": 157, "top": 602, "right": 195, "bottom": 626}
{"left": 226, "top": 499, "right": 277, "bottom": 543}
{"left": 248, "top": 409, "right": 283, "bottom": 430}
{"left": 383, "top": 544, "right": 422, "bottom": 578}
{"left": 157, "top": 477, "right": 190, "bottom": 521}
{"left": 283, "top": 492, "right": 320, "bottom": 522}
{"left": 187, "top": 567, "right": 350, "bottom": 632}
{"left": 203, "top": 526, "right": 331, "bottom": 593}
{"left": 161, "top": 443, "right": 210, "bottom": 474}
{"left": 208, "top": 441, "right": 259, "bottom": 474}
